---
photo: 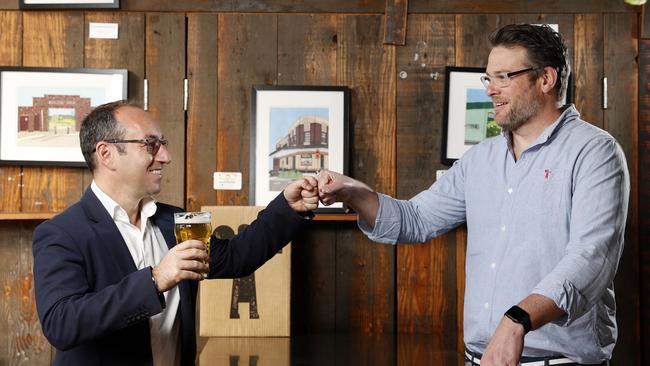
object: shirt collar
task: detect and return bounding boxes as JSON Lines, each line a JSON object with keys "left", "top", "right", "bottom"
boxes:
{"left": 90, "top": 180, "right": 158, "bottom": 223}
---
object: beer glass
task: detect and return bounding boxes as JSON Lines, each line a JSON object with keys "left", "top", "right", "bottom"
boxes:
{"left": 173, "top": 212, "right": 212, "bottom": 277}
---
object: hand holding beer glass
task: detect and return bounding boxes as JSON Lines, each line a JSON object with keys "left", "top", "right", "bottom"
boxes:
{"left": 174, "top": 212, "right": 212, "bottom": 278}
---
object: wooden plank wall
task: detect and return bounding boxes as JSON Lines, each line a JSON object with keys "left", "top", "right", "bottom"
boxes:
{"left": 0, "top": 2, "right": 643, "bottom": 365}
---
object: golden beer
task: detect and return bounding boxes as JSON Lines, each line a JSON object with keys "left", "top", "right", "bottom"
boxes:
{"left": 174, "top": 212, "right": 212, "bottom": 277}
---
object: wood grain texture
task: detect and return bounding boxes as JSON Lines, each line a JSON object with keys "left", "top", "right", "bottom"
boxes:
{"left": 217, "top": 14, "right": 277, "bottom": 205}
{"left": 409, "top": 0, "right": 638, "bottom": 13}
{"left": 85, "top": 12, "right": 146, "bottom": 104}
{"left": 120, "top": 0, "right": 385, "bottom": 13}
{"left": 145, "top": 13, "right": 186, "bottom": 208}
{"left": 0, "top": 222, "right": 51, "bottom": 366}
{"left": 0, "top": 166, "right": 22, "bottom": 212}
{"left": 604, "top": 13, "right": 640, "bottom": 366}
{"left": 277, "top": 14, "right": 337, "bottom": 86}
{"left": 336, "top": 15, "right": 395, "bottom": 333}
{"left": 639, "top": 39, "right": 650, "bottom": 366}
{"left": 394, "top": 15, "right": 457, "bottom": 362}
{"left": 455, "top": 14, "right": 496, "bottom": 67}
{"left": 276, "top": 14, "right": 339, "bottom": 334}
{"left": 21, "top": 11, "right": 85, "bottom": 213}
{"left": 113, "top": 0, "right": 638, "bottom": 14}
{"left": 574, "top": 14, "right": 604, "bottom": 128}
{"left": 0, "top": 11, "right": 21, "bottom": 65}
{"left": 186, "top": 13, "right": 218, "bottom": 212}
{"left": 383, "top": 0, "right": 408, "bottom": 45}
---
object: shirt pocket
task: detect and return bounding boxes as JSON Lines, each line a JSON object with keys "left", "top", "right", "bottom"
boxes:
{"left": 523, "top": 168, "right": 567, "bottom": 216}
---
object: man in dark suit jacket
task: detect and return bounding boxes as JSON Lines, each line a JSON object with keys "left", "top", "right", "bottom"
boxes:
{"left": 32, "top": 101, "right": 318, "bottom": 365}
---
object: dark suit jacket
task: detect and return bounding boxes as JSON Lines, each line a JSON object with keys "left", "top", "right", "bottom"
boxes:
{"left": 33, "top": 188, "right": 308, "bottom": 365}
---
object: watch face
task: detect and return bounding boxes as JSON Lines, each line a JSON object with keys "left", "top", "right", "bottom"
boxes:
{"left": 505, "top": 305, "right": 531, "bottom": 333}
{"left": 506, "top": 306, "right": 527, "bottom": 322}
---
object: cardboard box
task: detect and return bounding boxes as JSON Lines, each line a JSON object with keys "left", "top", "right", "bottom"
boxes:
{"left": 199, "top": 206, "right": 290, "bottom": 336}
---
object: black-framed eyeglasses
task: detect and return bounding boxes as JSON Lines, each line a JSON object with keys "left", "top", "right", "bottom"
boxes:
{"left": 104, "top": 136, "right": 168, "bottom": 155}
{"left": 480, "top": 67, "right": 539, "bottom": 88}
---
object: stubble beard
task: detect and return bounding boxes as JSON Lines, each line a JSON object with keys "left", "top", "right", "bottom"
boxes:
{"left": 496, "top": 89, "right": 543, "bottom": 132}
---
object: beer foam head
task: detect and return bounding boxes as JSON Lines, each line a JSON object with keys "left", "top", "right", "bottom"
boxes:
{"left": 174, "top": 212, "right": 211, "bottom": 224}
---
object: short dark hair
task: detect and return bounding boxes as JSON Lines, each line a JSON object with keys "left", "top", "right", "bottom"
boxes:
{"left": 79, "top": 100, "right": 134, "bottom": 171}
{"left": 488, "top": 24, "right": 570, "bottom": 104}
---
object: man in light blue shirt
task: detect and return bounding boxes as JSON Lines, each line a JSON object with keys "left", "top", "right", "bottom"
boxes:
{"left": 317, "top": 24, "right": 628, "bottom": 366}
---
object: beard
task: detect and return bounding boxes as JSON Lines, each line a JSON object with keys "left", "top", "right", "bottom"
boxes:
{"left": 496, "top": 88, "right": 543, "bottom": 132}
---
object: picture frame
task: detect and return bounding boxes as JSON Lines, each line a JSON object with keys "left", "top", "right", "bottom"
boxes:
{"left": 0, "top": 67, "right": 128, "bottom": 166}
{"left": 19, "top": 0, "right": 119, "bottom": 9}
{"left": 442, "top": 66, "right": 491, "bottom": 166}
{"left": 442, "top": 66, "right": 573, "bottom": 165}
{"left": 250, "top": 85, "right": 349, "bottom": 212}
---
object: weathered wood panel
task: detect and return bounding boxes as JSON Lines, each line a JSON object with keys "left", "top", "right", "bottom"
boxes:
{"left": 21, "top": 12, "right": 85, "bottom": 213}
{"left": 0, "top": 167, "right": 21, "bottom": 212}
{"left": 186, "top": 13, "right": 218, "bottom": 211}
{"left": 276, "top": 14, "right": 339, "bottom": 334}
{"left": 383, "top": 0, "right": 408, "bottom": 45}
{"left": 0, "top": 222, "right": 51, "bottom": 366}
{"left": 0, "top": 11, "right": 21, "bottom": 65}
{"left": 121, "top": 0, "right": 385, "bottom": 13}
{"left": 410, "top": 0, "right": 638, "bottom": 13}
{"left": 639, "top": 38, "right": 650, "bottom": 366}
{"left": 336, "top": 15, "right": 395, "bottom": 333}
{"left": 455, "top": 15, "right": 496, "bottom": 67}
{"left": 85, "top": 12, "right": 146, "bottom": 104}
{"left": 574, "top": 14, "right": 604, "bottom": 128}
{"left": 145, "top": 13, "right": 186, "bottom": 207}
{"left": 84, "top": 11, "right": 146, "bottom": 191}
{"left": 277, "top": 14, "right": 337, "bottom": 86}
{"left": 394, "top": 14, "right": 457, "bottom": 364}
{"left": 217, "top": 14, "right": 277, "bottom": 205}
{"left": 604, "top": 12, "right": 640, "bottom": 366}
{"left": 115, "top": 0, "right": 638, "bottom": 14}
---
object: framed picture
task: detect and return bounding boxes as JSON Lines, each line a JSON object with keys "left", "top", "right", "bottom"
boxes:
{"left": 19, "top": 0, "right": 119, "bottom": 9}
{"left": 442, "top": 66, "right": 492, "bottom": 166}
{"left": 250, "top": 85, "right": 349, "bottom": 212}
{"left": 0, "top": 67, "right": 128, "bottom": 166}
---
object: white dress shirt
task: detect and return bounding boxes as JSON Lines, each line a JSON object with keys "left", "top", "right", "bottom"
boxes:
{"left": 91, "top": 181, "right": 181, "bottom": 366}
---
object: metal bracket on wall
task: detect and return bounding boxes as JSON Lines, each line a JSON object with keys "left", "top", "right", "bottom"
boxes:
{"left": 144, "top": 78, "right": 149, "bottom": 111}
{"left": 603, "top": 77, "right": 608, "bottom": 110}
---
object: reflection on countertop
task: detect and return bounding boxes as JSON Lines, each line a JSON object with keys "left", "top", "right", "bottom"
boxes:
{"left": 198, "top": 333, "right": 462, "bottom": 366}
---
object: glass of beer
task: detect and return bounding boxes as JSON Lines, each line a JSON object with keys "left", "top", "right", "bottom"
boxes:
{"left": 173, "top": 212, "right": 212, "bottom": 277}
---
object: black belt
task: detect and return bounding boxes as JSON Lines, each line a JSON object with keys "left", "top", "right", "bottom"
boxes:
{"left": 464, "top": 348, "right": 608, "bottom": 366}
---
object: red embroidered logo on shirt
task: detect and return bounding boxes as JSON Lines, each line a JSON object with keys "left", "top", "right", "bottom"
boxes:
{"left": 544, "top": 169, "right": 552, "bottom": 181}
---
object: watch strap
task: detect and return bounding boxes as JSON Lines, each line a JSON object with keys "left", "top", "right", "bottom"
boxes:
{"left": 504, "top": 305, "right": 531, "bottom": 334}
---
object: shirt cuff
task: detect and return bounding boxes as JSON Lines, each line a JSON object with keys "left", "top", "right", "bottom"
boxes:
{"left": 357, "top": 193, "right": 400, "bottom": 245}
{"left": 149, "top": 266, "right": 166, "bottom": 309}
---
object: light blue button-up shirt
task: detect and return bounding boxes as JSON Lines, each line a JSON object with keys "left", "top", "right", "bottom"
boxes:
{"left": 360, "top": 105, "right": 629, "bottom": 363}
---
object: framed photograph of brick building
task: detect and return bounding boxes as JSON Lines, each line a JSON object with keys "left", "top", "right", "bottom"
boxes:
{"left": 0, "top": 67, "right": 127, "bottom": 166}
{"left": 19, "top": 0, "right": 119, "bottom": 9}
{"left": 250, "top": 85, "right": 349, "bottom": 212}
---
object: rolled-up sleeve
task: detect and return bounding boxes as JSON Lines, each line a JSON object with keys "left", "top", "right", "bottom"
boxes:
{"left": 532, "top": 138, "right": 629, "bottom": 325}
{"left": 359, "top": 160, "right": 468, "bottom": 245}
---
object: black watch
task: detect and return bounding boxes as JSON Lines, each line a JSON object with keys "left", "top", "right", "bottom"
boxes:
{"left": 504, "top": 305, "right": 531, "bottom": 334}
